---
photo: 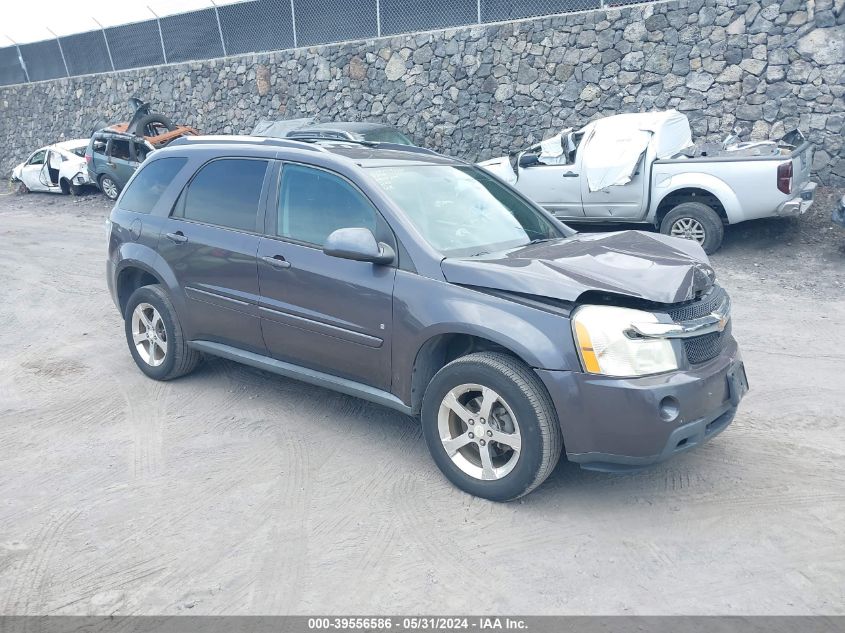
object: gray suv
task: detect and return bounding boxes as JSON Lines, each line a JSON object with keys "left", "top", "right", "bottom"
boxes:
{"left": 106, "top": 136, "right": 748, "bottom": 501}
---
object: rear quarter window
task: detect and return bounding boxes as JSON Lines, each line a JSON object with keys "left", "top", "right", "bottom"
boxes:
{"left": 119, "top": 158, "right": 188, "bottom": 214}
{"left": 91, "top": 139, "right": 107, "bottom": 155}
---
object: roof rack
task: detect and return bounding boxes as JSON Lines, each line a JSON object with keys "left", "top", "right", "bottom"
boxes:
{"left": 167, "top": 135, "right": 328, "bottom": 152}
{"left": 287, "top": 135, "right": 443, "bottom": 157}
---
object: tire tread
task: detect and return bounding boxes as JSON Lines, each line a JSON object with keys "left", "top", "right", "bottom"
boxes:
{"left": 431, "top": 351, "right": 562, "bottom": 500}
{"left": 126, "top": 284, "right": 200, "bottom": 380}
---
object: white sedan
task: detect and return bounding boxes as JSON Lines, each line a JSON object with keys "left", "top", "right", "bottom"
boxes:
{"left": 11, "top": 139, "right": 93, "bottom": 195}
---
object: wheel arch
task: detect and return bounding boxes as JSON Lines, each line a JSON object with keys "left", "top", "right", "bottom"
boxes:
{"left": 115, "top": 262, "right": 166, "bottom": 317}
{"left": 653, "top": 176, "right": 741, "bottom": 226}
{"left": 409, "top": 331, "right": 544, "bottom": 415}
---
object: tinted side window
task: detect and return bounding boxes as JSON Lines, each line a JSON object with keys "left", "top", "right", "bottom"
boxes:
{"left": 110, "top": 140, "right": 131, "bottom": 161}
{"left": 92, "top": 139, "right": 107, "bottom": 155}
{"left": 120, "top": 158, "right": 187, "bottom": 214}
{"left": 278, "top": 164, "right": 378, "bottom": 246}
{"left": 175, "top": 158, "right": 268, "bottom": 232}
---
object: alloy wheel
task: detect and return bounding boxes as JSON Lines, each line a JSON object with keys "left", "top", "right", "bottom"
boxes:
{"left": 437, "top": 383, "right": 522, "bottom": 481}
{"left": 101, "top": 177, "right": 118, "bottom": 200}
{"left": 131, "top": 303, "right": 167, "bottom": 367}
{"left": 669, "top": 217, "right": 706, "bottom": 244}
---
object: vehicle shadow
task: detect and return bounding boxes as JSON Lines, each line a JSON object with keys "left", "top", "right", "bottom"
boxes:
{"left": 179, "top": 356, "right": 718, "bottom": 508}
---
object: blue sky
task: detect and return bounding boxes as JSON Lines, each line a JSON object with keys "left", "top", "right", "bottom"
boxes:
{"left": 4, "top": 0, "right": 250, "bottom": 44}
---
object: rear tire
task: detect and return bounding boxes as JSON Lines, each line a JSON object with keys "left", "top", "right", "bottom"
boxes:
{"left": 124, "top": 285, "right": 201, "bottom": 381}
{"left": 99, "top": 174, "right": 120, "bottom": 201}
{"left": 421, "top": 352, "right": 562, "bottom": 501}
{"left": 659, "top": 202, "right": 724, "bottom": 254}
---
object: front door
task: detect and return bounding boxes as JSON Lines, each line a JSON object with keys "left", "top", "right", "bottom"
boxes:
{"left": 257, "top": 162, "right": 396, "bottom": 391}
{"left": 157, "top": 157, "right": 272, "bottom": 353}
{"left": 20, "top": 149, "right": 49, "bottom": 192}
{"left": 515, "top": 155, "right": 584, "bottom": 218}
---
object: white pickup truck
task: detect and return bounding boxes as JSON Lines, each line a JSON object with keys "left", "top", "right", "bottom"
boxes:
{"left": 479, "top": 110, "right": 816, "bottom": 253}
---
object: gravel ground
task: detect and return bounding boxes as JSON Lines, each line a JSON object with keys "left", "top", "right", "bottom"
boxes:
{"left": 0, "top": 186, "right": 843, "bottom": 615}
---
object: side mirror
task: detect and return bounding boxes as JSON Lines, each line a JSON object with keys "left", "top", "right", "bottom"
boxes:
{"left": 323, "top": 227, "right": 395, "bottom": 265}
{"left": 518, "top": 153, "right": 540, "bottom": 169}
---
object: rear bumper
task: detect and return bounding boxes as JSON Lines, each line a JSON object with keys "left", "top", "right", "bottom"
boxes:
{"left": 832, "top": 195, "right": 845, "bottom": 229}
{"left": 775, "top": 181, "right": 816, "bottom": 216}
{"left": 535, "top": 339, "right": 746, "bottom": 471}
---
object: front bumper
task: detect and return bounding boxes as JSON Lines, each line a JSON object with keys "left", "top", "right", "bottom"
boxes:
{"left": 775, "top": 181, "right": 817, "bottom": 216}
{"left": 536, "top": 338, "right": 746, "bottom": 472}
{"left": 832, "top": 195, "right": 845, "bottom": 229}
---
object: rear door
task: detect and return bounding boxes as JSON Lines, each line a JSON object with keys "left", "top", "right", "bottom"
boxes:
{"left": 580, "top": 154, "right": 649, "bottom": 219}
{"left": 157, "top": 157, "right": 272, "bottom": 353}
{"left": 106, "top": 138, "right": 138, "bottom": 188}
{"left": 89, "top": 137, "right": 108, "bottom": 180}
{"left": 257, "top": 162, "right": 397, "bottom": 391}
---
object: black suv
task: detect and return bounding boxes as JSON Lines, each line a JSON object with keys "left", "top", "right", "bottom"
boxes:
{"left": 107, "top": 136, "right": 747, "bottom": 501}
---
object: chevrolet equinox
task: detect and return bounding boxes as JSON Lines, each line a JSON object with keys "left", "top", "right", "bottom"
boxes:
{"left": 106, "top": 136, "right": 748, "bottom": 501}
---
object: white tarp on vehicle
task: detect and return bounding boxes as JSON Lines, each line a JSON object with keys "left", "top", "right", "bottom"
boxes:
{"left": 581, "top": 110, "right": 692, "bottom": 192}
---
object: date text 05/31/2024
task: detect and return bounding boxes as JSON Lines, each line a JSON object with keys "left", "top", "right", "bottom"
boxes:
{"left": 307, "top": 617, "right": 528, "bottom": 630}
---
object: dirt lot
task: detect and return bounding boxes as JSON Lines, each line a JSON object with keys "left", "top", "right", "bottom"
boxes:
{"left": 1, "top": 186, "right": 843, "bottom": 615}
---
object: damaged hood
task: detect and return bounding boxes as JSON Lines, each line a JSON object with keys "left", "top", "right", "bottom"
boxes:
{"left": 441, "top": 231, "right": 716, "bottom": 305}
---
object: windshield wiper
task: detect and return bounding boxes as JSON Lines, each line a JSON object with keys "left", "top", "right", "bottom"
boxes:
{"left": 528, "top": 237, "right": 555, "bottom": 245}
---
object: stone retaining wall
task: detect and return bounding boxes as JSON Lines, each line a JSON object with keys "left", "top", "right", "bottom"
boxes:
{"left": 1, "top": 0, "right": 843, "bottom": 184}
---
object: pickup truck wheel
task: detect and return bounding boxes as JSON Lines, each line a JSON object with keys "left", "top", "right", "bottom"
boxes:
{"left": 421, "top": 352, "right": 562, "bottom": 501}
{"left": 660, "top": 202, "right": 724, "bottom": 254}
{"left": 124, "top": 285, "right": 201, "bottom": 381}
{"left": 99, "top": 174, "right": 120, "bottom": 201}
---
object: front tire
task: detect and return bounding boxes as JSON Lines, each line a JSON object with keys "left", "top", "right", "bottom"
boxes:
{"left": 421, "top": 352, "right": 562, "bottom": 501}
{"left": 659, "top": 201, "right": 724, "bottom": 254}
{"left": 99, "top": 174, "right": 120, "bottom": 201}
{"left": 124, "top": 285, "right": 201, "bottom": 381}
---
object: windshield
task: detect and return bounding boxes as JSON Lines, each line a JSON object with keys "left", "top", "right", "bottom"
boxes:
{"left": 360, "top": 129, "right": 414, "bottom": 145}
{"left": 368, "top": 165, "right": 567, "bottom": 256}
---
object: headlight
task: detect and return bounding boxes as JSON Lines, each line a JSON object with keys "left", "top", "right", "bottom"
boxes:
{"left": 571, "top": 305, "right": 679, "bottom": 377}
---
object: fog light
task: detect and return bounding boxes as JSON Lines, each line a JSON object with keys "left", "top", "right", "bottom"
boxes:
{"left": 659, "top": 396, "right": 680, "bottom": 422}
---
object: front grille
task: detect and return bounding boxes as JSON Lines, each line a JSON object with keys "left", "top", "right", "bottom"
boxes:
{"left": 666, "top": 285, "right": 726, "bottom": 321}
{"left": 684, "top": 320, "right": 732, "bottom": 364}
{"left": 665, "top": 285, "right": 731, "bottom": 365}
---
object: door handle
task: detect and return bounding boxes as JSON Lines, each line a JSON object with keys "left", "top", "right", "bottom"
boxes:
{"left": 262, "top": 254, "right": 291, "bottom": 269}
{"left": 562, "top": 172, "right": 579, "bottom": 178}
{"left": 165, "top": 231, "right": 188, "bottom": 244}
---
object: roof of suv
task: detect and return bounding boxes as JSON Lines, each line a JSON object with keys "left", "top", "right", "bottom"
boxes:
{"left": 305, "top": 121, "right": 399, "bottom": 133}
{"left": 165, "top": 135, "right": 461, "bottom": 167}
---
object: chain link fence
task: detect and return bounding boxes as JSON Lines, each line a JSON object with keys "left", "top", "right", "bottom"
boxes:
{"left": 0, "top": 0, "right": 645, "bottom": 86}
